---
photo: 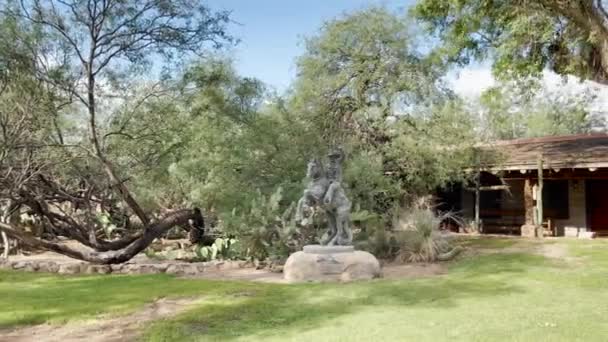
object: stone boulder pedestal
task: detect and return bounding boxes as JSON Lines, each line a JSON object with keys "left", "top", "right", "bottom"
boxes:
{"left": 283, "top": 245, "right": 381, "bottom": 283}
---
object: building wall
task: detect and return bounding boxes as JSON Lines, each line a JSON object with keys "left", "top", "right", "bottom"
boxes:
{"left": 459, "top": 180, "right": 525, "bottom": 217}
{"left": 458, "top": 178, "right": 587, "bottom": 235}
{"left": 502, "top": 180, "right": 525, "bottom": 212}
{"left": 461, "top": 187, "right": 474, "bottom": 221}
{"left": 553, "top": 179, "right": 587, "bottom": 234}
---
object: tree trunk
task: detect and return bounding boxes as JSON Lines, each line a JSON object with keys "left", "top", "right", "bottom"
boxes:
{"left": 1, "top": 231, "right": 8, "bottom": 259}
{"left": 0, "top": 208, "right": 203, "bottom": 264}
{"left": 1, "top": 201, "right": 11, "bottom": 258}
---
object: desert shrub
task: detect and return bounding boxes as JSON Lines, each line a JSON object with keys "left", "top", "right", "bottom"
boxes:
{"left": 394, "top": 198, "right": 462, "bottom": 263}
{"left": 195, "top": 237, "right": 240, "bottom": 261}
{"left": 351, "top": 208, "right": 398, "bottom": 259}
{"left": 220, "top": 187, "right": 305, "bottom": 261}
{"left": 355, "top": 224, "right": 400, "bottom": 260}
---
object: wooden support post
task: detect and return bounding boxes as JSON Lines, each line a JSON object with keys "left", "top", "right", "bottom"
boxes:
{"left": 521, "top": 177, "right": 536, "bottom": 237}
{"left": 524, "top": 178, "right": 534, "bottom": 225}
{"left": 536, "top": 156, "right": 544, "bottom": 238}
{"left": 474, "top": 170, "right": 480, "bottom": 233}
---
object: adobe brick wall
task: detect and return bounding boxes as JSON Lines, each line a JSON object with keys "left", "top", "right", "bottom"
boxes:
{"left": 554, "top": 180, "right": 587, "bottom": 235}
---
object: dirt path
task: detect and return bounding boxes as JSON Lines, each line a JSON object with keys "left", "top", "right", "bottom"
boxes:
{"left": 0, "top": 297, "right": 204, "bottom": 342}
{"left": 537, "top": 243, "right": 568, "bottom": 259}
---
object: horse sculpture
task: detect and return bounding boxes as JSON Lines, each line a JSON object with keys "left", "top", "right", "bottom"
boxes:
{"left": 295, "top": 149, "right": 352, "bottom": 246}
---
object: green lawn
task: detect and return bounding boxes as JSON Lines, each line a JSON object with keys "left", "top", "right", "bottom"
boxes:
{"left": 2, "top": 238, "right": 608, "bottom": 341}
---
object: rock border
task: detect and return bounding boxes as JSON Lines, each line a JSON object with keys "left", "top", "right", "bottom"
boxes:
{"left": 0, "top": 258, "right": 247, "bottom": 276}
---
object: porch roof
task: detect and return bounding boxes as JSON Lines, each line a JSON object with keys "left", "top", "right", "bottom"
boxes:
{"left": 483, "top": 134, "right": 608, "bottom": 171}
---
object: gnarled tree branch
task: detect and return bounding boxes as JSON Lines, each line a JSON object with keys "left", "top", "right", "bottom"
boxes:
{"left": 0, "top": 207, "right": 204, "bottom": 264}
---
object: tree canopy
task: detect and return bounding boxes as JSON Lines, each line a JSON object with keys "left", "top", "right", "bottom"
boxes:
{"left": 475, "top": 80, "right": 605, "bottom": 140}
{"left": 1, "top": 3, "right": 602, "bottom": 263}
{"left": 413, "top": 0, "right": 608, "bottom": 84}
{"left": 0, "top": 0, "right": 232, "bottom": 263}
{"left": 293, "top": 7, "right": 450, "bottom": 145}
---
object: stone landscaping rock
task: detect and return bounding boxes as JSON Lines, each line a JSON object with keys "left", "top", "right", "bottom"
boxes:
{"left": 284, "top": 245, "right": 382, "bottom": 283}
{"left": 205, "top": 260, "right": 241, "bottom": 271}
{"left": 23, "top": 262, "right": 39, "bottom": 272}
{"left": 129, "top": 264, "right": 168, "bottom": 274}
{"left": 111, "top": 264, "right": 123, "bottom": 273}
{"left": 2, "top": 255, "right": 246, "bottom": 276}
{"left": 38, "top": 261, "right": 60, "bottom": 273}
{"left": 119, "top": 264, "right": 143, "bottom": 274}
{"left": 84, "top": 265, "right": 112, "bottom": 274}
{"left": 165, "top": 264, "right": 184, "bottom": 275}
{"left": 269, "top": 264, "right": 284, "bottom": 273}
{"left": 11, "top": 261, "right": 28, "bottom": 270}
{"left": 58, "top": 263, "right": 85, "bottom": 274}
{"left": 166, "top": 263, "right": 204, "bottom": 275}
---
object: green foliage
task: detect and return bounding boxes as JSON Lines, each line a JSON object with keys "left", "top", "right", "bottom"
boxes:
{"left": 354, "top": 224, "right": 399, "bottom": 260}
{"left": 343, "top": 149, "right": 400, "bottom": 213}
{"left": 394, "top": 205, "right": 457, "bottom": 263}
{"left": 96, "top": 212, "right": 118, "bottom": 239}
{"left": 349, "top": 206, "right": 395, "bottom": 258}
{"left": 382, "top": 101, "right": 477, "bottom": 195}
{"left": 195, "top": 237, "right": 239, "bottom": 261}
{"left": 288, "top": 6, "right": 477, "bottom": 215}
{"left": 412, "top": 0, "right": 608, "bottom": 83}
{"left": 293, "top": 7, "right": 448, "bottom": 144}
{"left": 477, "top": 81, "right": 605, "bottom": 140}
{"left": 220, "top": 187, "right": 302, "bottom": 261}
{"left": 95, "top": 9, "right": 478, "bottom": 256}
{"left": 119, "top": 59, "right": 322, "bottom": 214}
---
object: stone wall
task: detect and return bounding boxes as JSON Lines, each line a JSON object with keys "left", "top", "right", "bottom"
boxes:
{"left": 0, "top": 258, "right": 246, "bottom": 275}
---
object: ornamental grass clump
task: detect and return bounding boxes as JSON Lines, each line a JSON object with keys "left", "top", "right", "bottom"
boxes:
{"left": 394, "top": 198, "right": 462, "bottom": 263}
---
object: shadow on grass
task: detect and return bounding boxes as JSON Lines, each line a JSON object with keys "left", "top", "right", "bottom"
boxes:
{"left": 144, "top": 252, "right": 549, "bottom": 341}
{"left": 0, "top": 271, "right": 259, "bottom": 328}
{"left": 0, "top": 251, "right": 553, "bottom": 340}
{"left": 448, "top": 252, "right": 548, "bottom": 277}
{"left": 456, "top": 236, "right": 520, "bottom": 250}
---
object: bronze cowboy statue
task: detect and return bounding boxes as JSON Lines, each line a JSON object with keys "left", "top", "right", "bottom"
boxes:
{"left": 295, "top": 148, "right": 352, "bottom": 246}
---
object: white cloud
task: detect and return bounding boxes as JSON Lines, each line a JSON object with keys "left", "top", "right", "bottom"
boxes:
{"left": 446, "top": 65, "right": 608, "bottom": 115}
{"left": 446, "top": 66, "right": 495, "bottom": 99}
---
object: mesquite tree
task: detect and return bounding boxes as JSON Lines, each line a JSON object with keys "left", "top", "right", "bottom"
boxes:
{"left": 413, "top": 0, "right": 608, "bottom": 84}
{"left": 0, "top": 0, "right": 231, "bottom": 263}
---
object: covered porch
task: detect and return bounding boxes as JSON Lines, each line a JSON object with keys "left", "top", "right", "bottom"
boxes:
{"left": 440, "top": 134, "right": 608, "bottom": 237}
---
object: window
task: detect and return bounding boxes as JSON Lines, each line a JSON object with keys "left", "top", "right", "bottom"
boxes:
{"left": 543, "top": 180, "right": 569, "bottom": 219}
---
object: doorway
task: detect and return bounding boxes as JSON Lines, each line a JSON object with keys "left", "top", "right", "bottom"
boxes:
{"left": 586, "top": 180, "right": 608, "bottom": 234}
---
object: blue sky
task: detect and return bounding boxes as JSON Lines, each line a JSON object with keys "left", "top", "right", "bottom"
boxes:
{"left": 206, "top": 0, "right": 413, "bottom": 92}
{"left": 202, "top": 1, "right": 608, "bottom": 107}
